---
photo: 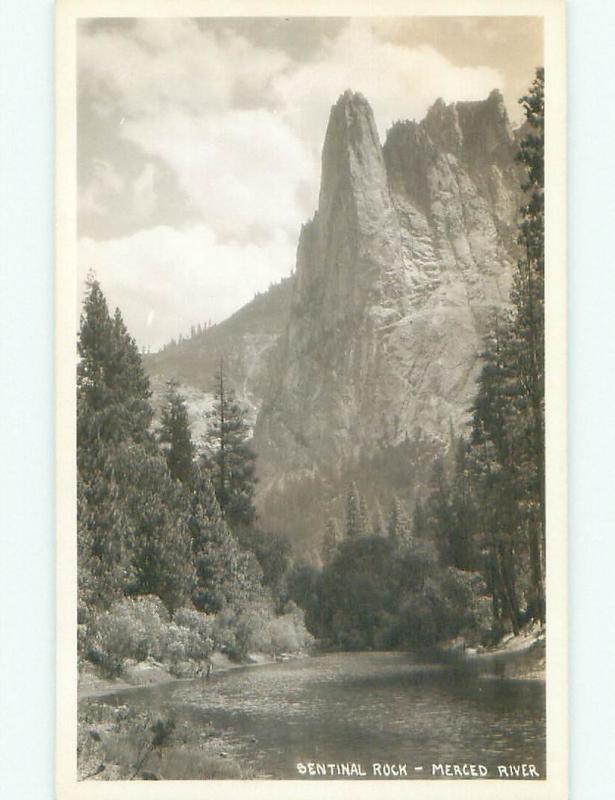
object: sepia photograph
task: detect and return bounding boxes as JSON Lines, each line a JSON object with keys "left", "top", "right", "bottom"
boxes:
{"left": 55, "top": 1, "right": 567, "bottom": 797}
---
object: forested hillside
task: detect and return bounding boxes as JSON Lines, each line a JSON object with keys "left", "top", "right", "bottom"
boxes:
{"left": 145, "top": 277, "right": 293, "bottom": 398}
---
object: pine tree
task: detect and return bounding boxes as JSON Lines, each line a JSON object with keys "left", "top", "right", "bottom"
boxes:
{"left": 110, "top": 307, "right": 153, "bottom": 442}
{"left": 202, "top": 362, "right": 257, "bottom": 529}
{"left": 78, "top": 460, "right": 132, "bottom": 608}
{"left": 77, "top": 277, "right": 154, "bottom": 608}
{"left": 411, "top": 499, "right": 427, "bottom": 539}
{"left": 371, "top": 497, "right": 387, "bottom": 537}
{"left": 465, "top": 69, "right": 546, "bottom": 629}
{"left": 513, "top": 67, "right": 546, "bottom": 623}
{"left": 422, "top": 458, "right": 459, "bottom": 566}
{"left": 189, "top": 464, "right": 263, "bottom": 613}
{"left": 159, "top": 380, "right": 195, "bottom": 484}
{"left": 469, "top": 322, "right": 523, "bottom": 633}
{"left": 322, "top": 518, "right": 341, "bottom": 564}
{"left": 446, "top": 437, "right": 476, "bottom": 570}
{"left": 345, "top": 482, "right": 365, "bottom": 538}
{"left": 387, "top": 495, "right": 412, "bottom": 547}
{"left": 77, "top": 278, "right": 115, "bottom": 462}
{"left": 77, "top": 283, "right": 152, "bottom": 458}
{"left": 359, "top": 495, "right": 369, "bottom": 537}
{"left": 115, "top": 445, "right": 195, "bottom": 613}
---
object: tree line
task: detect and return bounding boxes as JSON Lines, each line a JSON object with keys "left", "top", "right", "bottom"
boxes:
{"left": 77, "top": 282, "right": 261, "bottom": 614}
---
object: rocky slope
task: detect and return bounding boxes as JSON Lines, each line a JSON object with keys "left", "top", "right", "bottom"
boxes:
{"left": 254, "top": 90, "right": 522, "bottom": 490}
{"left": 144, "top": 276, "right": 293, "bottom": 429}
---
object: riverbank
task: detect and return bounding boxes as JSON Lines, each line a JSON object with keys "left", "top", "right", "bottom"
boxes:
{"left": 78, "top": 651, "right": 304, "bottom": 780}
{"left": 446, "top": 623, "right": 546, "bottom": 681}
{"left": 78, "top": 694, "right": 252, "bottom": 780}
{"left": 79, "top": 651, "right": 278, "bottom": 700}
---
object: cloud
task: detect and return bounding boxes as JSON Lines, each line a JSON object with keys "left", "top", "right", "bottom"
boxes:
{"left": 79, "top": 224, "right": 295, "bottom": 350}
{"left": 79, "top": 19, "right": 290, "bottom": 117}
{"left": 131, "top": 163, "right": 158, "bottom": 218}
{"left": 272, "top": 21, "right": 503, "bottom": 150}
{"left": 79, "top": 158, "right": 125, "bottom": 216}
{"left": 122, "top": 108, "right": 316, "bottom": 243}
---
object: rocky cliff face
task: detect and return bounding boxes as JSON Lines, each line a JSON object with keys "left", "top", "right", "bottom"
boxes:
{"left": 254, "top": 90, "right": 522, "bottom": 488}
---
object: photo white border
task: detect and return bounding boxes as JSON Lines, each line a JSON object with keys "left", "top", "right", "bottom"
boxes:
{"left": 55, "top": 2, "right": 567, "bottom": 798}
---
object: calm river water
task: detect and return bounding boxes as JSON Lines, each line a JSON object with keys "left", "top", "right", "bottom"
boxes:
{"left": 99, "top": 652, "right": 545, "bottom": 780}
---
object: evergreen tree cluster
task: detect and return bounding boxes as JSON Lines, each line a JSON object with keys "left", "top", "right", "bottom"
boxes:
{"left": 301, "top": 471, "right": 490, "bottom": 652}
{"left": 261, "top": 430, "right": 439, "bottom": 556}
{"left": 321, "top": 483, "right": 412, "bottom": 565}
{"left": 77, "top": 278, "right": 277, "bottom": 635}
{"left": 161, "top": 320, "right": 214, "bottom": 352}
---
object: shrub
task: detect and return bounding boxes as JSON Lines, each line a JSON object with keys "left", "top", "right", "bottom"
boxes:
{"left": 87, "top": 609, "right": 139, "bottom": 677}
{"left": 268, "top": 602, "right": 313, "bottom": 655}
{"left": 164, "top": 626, "right": 188, "bottom": 665}
{"left": 172, "top": 608, "right": 214, "bottom": 660}
{"left": 210, "top": 607, "right": 239, "bottom": 656}
{"left": 82, "top": 593, "right": 312, "bottom": 677}
{"left": 84, "top": 596, "right": 169, "bottom": 676}
{"left": 227, "top": 603, "right": 272, "bottom": 660}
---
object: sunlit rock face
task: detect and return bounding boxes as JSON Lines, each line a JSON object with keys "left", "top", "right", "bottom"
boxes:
{"left": 254, "top": 89, "right": 522, "bottom": 485}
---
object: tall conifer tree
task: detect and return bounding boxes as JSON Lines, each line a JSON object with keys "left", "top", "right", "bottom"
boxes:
{"left": 387, "top": 495, "right": 412, "bottom": 547}
{"left": 77, "top": 278, "right": 154, "bottom": 607}
{"left": 345, "top": 482, "right": 365, "bottom": 538}
{"left": 514, "top": 67, "right": 545, "bottom": 622}
{"left": 159, "top": 380, "right": 195, "bottom": 484}
{"left": 202, "top": 362, "right": 257, "bottom": 529}
{"left": 466, "top": 68, "right": 546, "bottom": 629}
{"left": 322, "top": 517, "right": 342, "bottom": 564}
{"left": 189, "top": 463, "right": 263, "bottom": 612}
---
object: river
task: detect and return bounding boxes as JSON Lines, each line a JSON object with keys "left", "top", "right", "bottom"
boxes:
{"left": 95, "top": 651, "right": 545, "bottom": 780}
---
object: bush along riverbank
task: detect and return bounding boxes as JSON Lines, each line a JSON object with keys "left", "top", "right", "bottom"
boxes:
{"left": 78, "top": 596, "right": 311, "bottom": 780}
{"left": 79, "top": 594, "right": 312, "bottom": 692}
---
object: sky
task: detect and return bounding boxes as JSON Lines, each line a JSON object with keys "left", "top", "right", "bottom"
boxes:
{"left": 77, "top": 16, "right": 543, "bottom": 351}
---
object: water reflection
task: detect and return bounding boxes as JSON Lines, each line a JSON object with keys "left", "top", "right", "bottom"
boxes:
{"left": 98, "top": 652, "right": 545, "bottom": 779}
